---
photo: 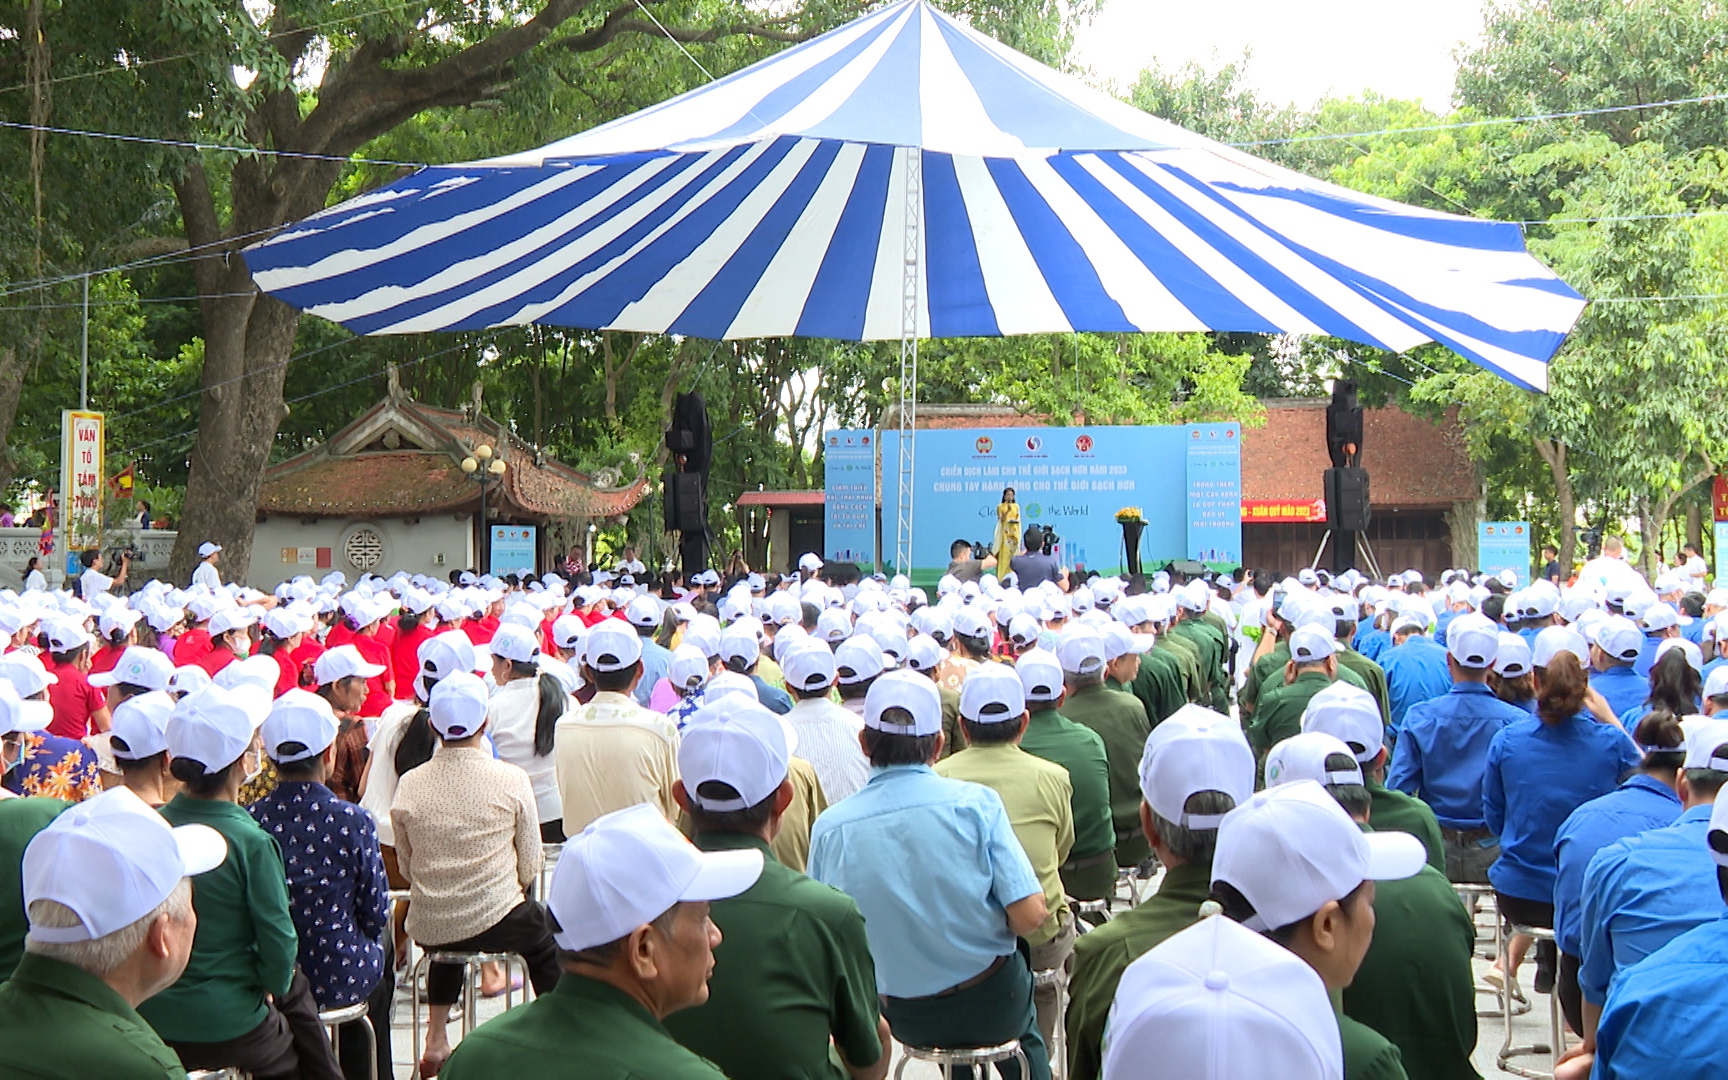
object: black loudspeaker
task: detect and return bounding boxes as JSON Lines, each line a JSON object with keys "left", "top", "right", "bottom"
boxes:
{"left": 1325, "top": 467, "right": 1371, "bottom": 532}
{"left": 668, "top": 472, "right": 707, "bottom": 533}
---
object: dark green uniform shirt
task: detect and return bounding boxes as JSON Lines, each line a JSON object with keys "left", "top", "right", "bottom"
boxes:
{"left": 1341, "top": 1006, "right": 1411, "bottom": 1080}
{"left": 1129, "top": 649, "right": 1187, "bottom": 727}
{"left": 0, "top": 953, "right": 184, "bottom": 1079}
{"left": 1343, "top": 846, "right": 1479, "bottom": 1080}
{"left": 1020, "top": 707, "right": 1117, "bottom": 901}
{"left": 1172, "top": 619, "right": 1229, "bottom": 711}
{"left": 939, "top": 685, "right": 967, "bottom": 757}
{"left": 1064, "top": 862, "right": 1213, "bottom": 1080}
{"left": 664, "top": 833, "right": 882, "bottom": 1079}
{"left": 444, "top": 972, "right": 726, "bottom": 1080}
{"left": 1059, "top": 684, "right": 1152, "bottom": 867}
{"left": 1367, "top": 778, "right": 1447, "bottom": 874}
{"left": 1247, "top": 669, "right": 1337, "bottom": 760}
{"left": 0, "top": 797, "right": 70, "bottom": 979}
{"left": 1336, "top": 646, "right": 1393, "bottom": 730}
{"left": 1157, "top": 635, "right": 1205, "bottom": 703}
{"left": 137, "top": 795, "right": 298, "bottom": 1044}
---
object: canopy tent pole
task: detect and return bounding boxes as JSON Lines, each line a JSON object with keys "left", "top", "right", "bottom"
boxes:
{"left": 895, "top": 148, "right": 922, "bottom": 576}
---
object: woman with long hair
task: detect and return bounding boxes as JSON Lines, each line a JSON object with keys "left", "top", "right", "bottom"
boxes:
{"left": 1620, "top": 644, "right": 1702, "bottom": 727}
{"left": 485, "top": 624, "right": 571, "bottom": 843}
{"left": 992, "top": 486, "right": 1021, "bottom": 582}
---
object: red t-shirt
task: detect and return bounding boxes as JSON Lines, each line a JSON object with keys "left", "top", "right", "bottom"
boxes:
{"left": 175, "top": 628, "right": 212, "bottom": 667}
{"left": 45, "top": 661, "right": 106, "bottom": 741}
{"left": 391, "top": 623, "right": 435, "bottom": 700}
{"left": 290, "top": 639, "right": 325, "bottom": 691}
{"left": 273, "top": 651, "right": 305, "bottom": 698}
{"left": 199, "top": 649, "right": 235, "bottom": 676}
{"left": 351, "top": 633, "right": 394, "bottom": 717}
{"left": 88, "top": 645, "right": 124, "bottom": 677}
{"left": 325, "top": 623, "right": 354, "bottom": 650}
{"left": 462, "top": 621, "right": 494, "bottom": 646}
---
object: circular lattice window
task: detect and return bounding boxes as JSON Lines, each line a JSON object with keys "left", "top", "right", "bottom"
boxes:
{"left": 343, "top": 525, "right": 385, "bottom": 572}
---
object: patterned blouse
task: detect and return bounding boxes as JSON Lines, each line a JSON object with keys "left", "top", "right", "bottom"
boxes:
{"left": 249, "top": 780, "right": 391, "bottom": 1009}
{"left": 4, "top": 733, "right": 102, "bottom": 802}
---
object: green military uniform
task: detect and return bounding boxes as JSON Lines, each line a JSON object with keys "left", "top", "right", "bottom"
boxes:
{"left": 445, "top": 973, "right": 726, "bottom": 1080}
{"left": 1128, "top": 648, "right": 1187, "bottom": 727}
{"left": 0, "top": 953, "right": 186, "bottom": 1079}
{"left": 1246, "top": 669, "right": 1337, "bottom": 760}
{"left": 1157, "top": 633, "right": 1205, "bottom": 703}
{"left": 1368, "top": 778, "right": 1447, "bottom": 874}
{"left": 1019, "top": 706, "right": 1118, "bottom": 901}
{"left": 1238, "top": 639, "right": 1292, "bottom": 718}
{"left": 664, "top": 833, "right": 883, "bottom": 1080}
{"left": 939, "top": 686, "right": 967, "bottom": 758}
{"left": 1336, "top": 645, "right": 1393, "bottom": 730}
{"left": 1172, "top": 617, "right": 1229, "bottom": 712}
{"left": 138, "top": 795, "right": 298, "bottom": 1044}
{"left": 1340, "top": 1005, "right": 1411, "bottom": 1080}
{"left": 1343, "top": 842, "right": 1479, "bottom": 1080}
{"left": 0, "top": 797, "right": 70, "bottom": 979}
{"left": 1064, "top": 862, "right": 1212, "bottom": 1080}
{"left": 1060, "top": 683, "right": 1152, "bottom": 867}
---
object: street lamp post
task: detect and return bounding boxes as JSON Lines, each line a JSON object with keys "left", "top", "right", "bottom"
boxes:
{"left": 461, "top": 443, "right": 507, "bottom": 573}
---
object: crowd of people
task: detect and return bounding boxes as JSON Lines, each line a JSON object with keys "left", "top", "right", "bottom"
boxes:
{"left": 0, "top": 531, "right": 1723, "bottom": 1080}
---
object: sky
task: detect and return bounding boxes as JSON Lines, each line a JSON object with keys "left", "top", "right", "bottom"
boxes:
{"left": 1071, "top": 0, "right": 1490, "bottom": 111}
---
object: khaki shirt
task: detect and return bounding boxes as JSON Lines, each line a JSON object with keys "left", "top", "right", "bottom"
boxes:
{"left": 554, "top": 691, "right": 680, "bottom": 835}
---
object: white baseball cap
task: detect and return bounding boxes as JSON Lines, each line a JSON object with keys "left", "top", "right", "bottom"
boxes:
{"left": 207, "top": 607, "right": 257, "bottom": 638}
{"left": 1212, "top": 781, "right": 1425, "bottom": 932}
{"left": 1289, "top": 625, "right": 1337, "bottom": 664}
{"left": 0, "top": 680, "right": 53, "bottom": 736}
{"left": 583, "top": 621, "right": 644, "bottom": 673}
{"left": 678, "top": 702, "right": 791, "bottom": 812}
{"left": 702, "top": 671, "right": 759, "bottom": 706}
{"left": 625, "top": 596, "right": 661, "bottom": 629}
{"left": 1056, "top": 633, "right": 1107, "bottom": 677}
{"left": 815, "top": 608, "right": 853, "bottom": 644}
{"left": 1493, "top": 633, "right": 1533, "bottom": 678}
{"left": 108, "top": 691, "right": 174, "bottom": 761}
{"left": 1007, "top": 613, "right": 1041, "bottom": 649}
{"left": 1445, "top": 613, "right": 1500, "bottom": 669}
{"left": 213, "top": 653, "right": 281, "bottom": 695}
{"left": 904, "top": 634, "right": 946, "bottom": 674}
{"left": 166, "top": 685, "right": 271, "bottom": 775}
{"left": 260, "top": 607, "right": 310, "bottom": 639}
{"left": 260, "top": 689, "right": 340, "bottom": 764}
{"left": 43, "top": 620, "right": 92, "bottom": 655}
{"left": 719, "top": 628, "right": 761, "bottom": 669}
{"left": 549, "top": 803, "right": 762, "bottom": 952}
{"left": 863, "top": 669, "right": 942, "bottom": 737}
{"left": 958, "top": 663, "right": 1027, "bottom": 725}
{"left": 24, "top": 787, "right": 226, "bottom": 943}
{"left": 0, "top": 652, "right": 55, "bottom": 700}
{"left": 669, "top": 645, "right": 711, "bottom": 692}
{"left": 780, "top": 642, "right": 837, "bottom": 693}
{"left": 89, "top": 645, "right": 175, "bottom": 691}
{"left": 1708, "top": 797, "right": 1728, "bottom": 869}
{"left": 1017, "top": 648, "right": 1065, "bottom": 704}
{"left": 1643, "top": 603, "right": 1681, "bottom": 632}
{"left": 197, "top": 542, "right": 222, "bottom": 558}
{"left": 313, "top": 644, "right": 386, "bottom": 684}
{"left": 1266, "top": 731, "right": 1365, "bottom": 789}
{"left": 167, "top": 665, "right": 212, "bottom": 698}
{"left": 1533, "top": 625, "right": 1591, "bottom": 669}
{"left": 490, "top": 623, "right": 542, "bottom": 665}
{"left": 97, "top": 606, "right": 141, "bottom": 640}
{"left": 428, "top": 671, "right": 489, "bottom": 739}
{"left": 798, "top": 553, "right": 823, "bottom": 572}
{"left": 1595, "top": 616, "right": 1645, "bottom": 663}
{"left": 1682, "top": 719, "right": 1728, "bottom": 770}
{"left": 1300, "top": 681, "right": 1384, "bottom": 763}
{"left": 550, "top": 614, "right": 586, "bottom": 653}
{"left": 1704, "top": 665, "right": 1728, "bottom": 700}
{"left": 835, "top": 635, "right": 886, "bottom": 686}
{"left": 1103, "top": 914, "right": 1342, "bottom": 1080}
{"left": 952, "top": 607, "right": 994, "bottom": 642}
{"left": 1138, "top": 705, "right": 1254, "bottom": 831}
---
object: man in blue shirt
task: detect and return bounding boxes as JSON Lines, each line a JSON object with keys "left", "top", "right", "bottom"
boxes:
{"left": 1631, "top": 603, "right": 1681, "bottom": 678}
{"left": 1389, "top": 614, "right": 1531, "bottom": 883}
{"left": 1560, "top": 797, "right": 1728, "bottom": 1080}
{"left": 626, "top": 596, "right": 673, "bottom": 708}
{"left": 1379, "top": 615, "right": 1453, "bottom": 736}
{"left": 1572, "top": 723, "right": 1728, "bottom": 1056}
{"left": 1589, "top": 617, "right": 1649, "bottom": 718}
{"left": 808, "top": 670, "right": 1049, "bottom": 1080}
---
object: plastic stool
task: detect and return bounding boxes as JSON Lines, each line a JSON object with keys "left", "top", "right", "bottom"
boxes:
{"left": 895, "top": 1039, "right": 1032, "bottom": 1079}
{"left": 1069, "top": 896, "right": 1110, "bottom": 929}
{"left": 410, "top": 949, "right": 530, "bottom": 1068}
{"left": 318, "top": 1001, "right": 375, "bottom": 1080}
{"left": 534, "top": 843, "right": 563, "bottom": 902}
{"left": 1034, "top": 966, "right": 1068, "bottom": 1080}
{"left": 185, "top": 1071, "right": 243, "bottom": 1080}
{"left": 1496, "top": 919, "right": 1566, "bottom": 1079}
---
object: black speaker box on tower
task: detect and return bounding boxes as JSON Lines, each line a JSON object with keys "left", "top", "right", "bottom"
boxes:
{"left": 668, "top": 471, "right": 708, "bottom": 533}
{"left": 1325, "top": 467, "right": 1371, "bottom": 532}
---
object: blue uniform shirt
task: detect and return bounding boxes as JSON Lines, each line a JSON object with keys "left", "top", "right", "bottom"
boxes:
{"left": 1681, "top": 617, "right": 1706, "bottom": 647}
{"left": 1353, "top": 626, "right": 1391, "bottom": 663}
{"left": 1433, "top": 610, "right": 1458, "bottom": 646}
{"left": 635, "top": 637, "right": 674, "bottom": 707}
{"left": 1577, "top": 804, "right": 1727, "bottom": 1005}
{"left": 1550, "top": 774, "right": 1681, "bottom": 956}
{"left": 1589, "top": 664, "right": 1647, "bottom": 721}
{"left": 1591, "top": 914, "right": 1728, "bottom": 1080}
{"left": 1380, "top": 636, "right": 1453, "bottom": 733}
{"left": 1389, "top": 681, "right": 1527, "bottom": 830}
{"left": 1632, "top": 633, "right": 1669, "bottom": 679}
{"left": 1702, "top": 655, "right": 1727, "bottom": 682}
{"left": 1483, "top": 714, "right": 1642, "bottom": 903}
{"left": 807, "top": 764, "right": 1041, "bottom": 998}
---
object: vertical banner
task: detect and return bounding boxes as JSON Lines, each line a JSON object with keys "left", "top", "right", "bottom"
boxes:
{"left": 1184, "top": 423, "right": 1243, "bottom": 566}
{"left": 489, "top": 524, "right": 538, "bottom": 577}
{"left": 60, "top": 410, "right": 104, "bottom": 574}
{"left": 1479, "top": 521, "right": 1532, "bottom": 585}
{"left": 823, "top": 429, "right": 876, "bottom": 568}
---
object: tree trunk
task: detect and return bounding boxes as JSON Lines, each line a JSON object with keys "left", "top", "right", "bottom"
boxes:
{"left": 1638, "top": 496, "right": 1663, "bottom": 579}
{"left": 1534, "top": 437, "right": 1577, "bottom": 571}
{"left": 0, "top": 346, "right": 33, "bottom": 493}
{"left": 1687, "top": 500, "right": 1704, "bottom": 552}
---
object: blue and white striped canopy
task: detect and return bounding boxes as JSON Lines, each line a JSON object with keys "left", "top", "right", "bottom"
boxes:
{"left": 243, "top": 0, "right": 1583, "bottom": 391}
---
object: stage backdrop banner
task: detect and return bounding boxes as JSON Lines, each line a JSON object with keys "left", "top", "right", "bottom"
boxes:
{"left": 877, "top": 424, "right": 1241, "bottom": 582}
{"left": 823, "top": 430, "right": 877, "bottom": 568}
{"left": 1479, "top": 521, "right": 1532, "bottom": 586}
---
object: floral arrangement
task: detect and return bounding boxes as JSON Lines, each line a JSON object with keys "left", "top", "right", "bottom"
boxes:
{"left": 1115, "top": 507, "right": 1145, "bottom": 524}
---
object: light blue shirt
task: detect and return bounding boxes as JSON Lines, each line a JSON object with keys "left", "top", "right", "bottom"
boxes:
{"left": 1577, "top": 804, "right": 1727, "bottom": 1005}
{"left": 1550, "top": 774, "right": 1681, "bottom": 956}
{"left": 807, "top": 764, "right": 1040, "bottom": 998}
{"left": 1380, "top": 636, "right": 1453, "bottom": 733}
{"left": 634, "top": 637, "right": 673, "bottom": 707}
{"left": 1389, "top": 681, "right": 1527, "bottom": 829}
{"left": 1352, "top": 625, "right": 1391, "bottom": 663}
{"left": 1592, "top": 914, "right": 1728, "bottom": 1080}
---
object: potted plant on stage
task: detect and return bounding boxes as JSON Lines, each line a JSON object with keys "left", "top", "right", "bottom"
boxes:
{"left": 1115, "top": 507, "right": 1146, "bottom": 577}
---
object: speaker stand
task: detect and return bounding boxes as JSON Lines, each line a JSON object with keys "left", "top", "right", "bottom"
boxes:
{"left": 1355, "top": 532, "right": 1384, "bottom": 581}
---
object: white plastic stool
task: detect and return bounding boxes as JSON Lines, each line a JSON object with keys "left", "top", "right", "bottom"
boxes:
{"left": 895, "top": 1039, "right": 1031, "bottom": 1079}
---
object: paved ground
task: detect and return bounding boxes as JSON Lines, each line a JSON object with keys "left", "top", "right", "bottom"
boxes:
{"left": 377, "top": 873, "right": 1569, "bottom": 1079}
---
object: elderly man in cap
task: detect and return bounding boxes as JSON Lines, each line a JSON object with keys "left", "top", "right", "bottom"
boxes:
{"left": 662, "top": 699, "right": 888, "bottom": 1080}
{"left": 139, "top": 684, "right": 342, "bottom": 1080}
{"left": 442, "top": 803, "right": 762, "bottom": 1079}
{"left": 1389, "top": 612, "right": 1530, "bottom": 882}
{"left": 1209, "top": 781, "right": 1427, "bottom": 1080}
{"left": 250, "top": 690, "right": 393, "bottom": 1080}
{"left": 1303, "top": 681, "right": 1446, "bottom": 873}
{"left": 0, "top": 787, "right": 225, "bottom": 1079}
{"left": 782, "top": 639, "right": 870, "bottom": 802}
{"left": 935, "top": 664, "right": 1076, "bottom": 1049}
{"left": 1264, "top": 733, "right": 1477, "bottom": 1080}
{"left": 1247, "top": 625, "right": 1343, "bottom": 763}
{"left": 556, "top": 620, "right": 682, "bottom": 835}
{"left": 809, "top": 670, "right": 1050, "bottom": 1079}
{"left": 1065, "top": 705, "right": 1254, "bottom": 1080}
{"left": 1056, "top": 632, "right": 1153, "bottom": 869}
{"left": 1015, "top": 648, "right": 1116, "bottom": 905}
